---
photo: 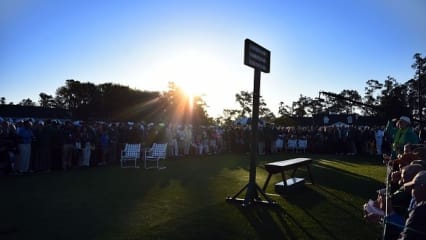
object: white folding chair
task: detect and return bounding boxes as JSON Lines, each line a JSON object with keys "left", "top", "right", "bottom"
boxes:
{"left": 297, "top": 139, "right": 308, "bottom": 153}
{"left": 120, "top": 143, "right": 141, "bottom": 168}
{"left": 144, "top": 143, "right": 167, "bottom": 170}
{"left": 287, "top": 139, "right": 297, "bottom": 152}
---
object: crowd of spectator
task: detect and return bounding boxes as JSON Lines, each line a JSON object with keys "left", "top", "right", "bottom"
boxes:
{"left": 363, "top": 116, "right": 426, "bottom": 239}
{"left": 1, "top": 116, "right": 426, "bottom": 176}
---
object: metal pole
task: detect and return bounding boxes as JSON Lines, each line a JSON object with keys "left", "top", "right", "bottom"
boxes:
{"left": 382, "top": 165, "right": 391, "bottom": 240}
{"left": 244, "top": 69, "right": 261, "bottom": 203}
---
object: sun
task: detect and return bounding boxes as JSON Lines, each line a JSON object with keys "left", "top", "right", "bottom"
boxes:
{"left": 161, "top": 48, "right": 225, "bottom": 99}
{"left": 140, "top": 43, "right": 242, "bottom": 117}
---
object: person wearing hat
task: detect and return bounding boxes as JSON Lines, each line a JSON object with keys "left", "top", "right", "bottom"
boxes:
{"left": 392, "top": 116, "right": 420, "bottom": 158}
{"left": 398, "top": 170, "right": 426, "bottom": 239}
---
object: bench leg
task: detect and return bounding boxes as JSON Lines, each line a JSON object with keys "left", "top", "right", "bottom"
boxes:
{"left": 262, "top": 173, "right": 272, "bottom": 191}
{"left": 281, "top": 171, "right": 287, "bottom": 187}
{"left": 306, "top": 165, "right": 314, "bottom": 184}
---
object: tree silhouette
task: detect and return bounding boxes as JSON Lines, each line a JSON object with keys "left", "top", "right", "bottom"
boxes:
{"left": 234, "top": 90, "right": 271, "bottom": 118}
{"left": 19, "top": 98, "right": 36, "bottom": 106}
{"left": 38, "top": 93, "right": 55, "bottom": 108}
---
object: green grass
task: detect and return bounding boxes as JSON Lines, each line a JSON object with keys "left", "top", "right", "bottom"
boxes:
{"left": 0, "top": 152, "right": 386, "bottom": 240}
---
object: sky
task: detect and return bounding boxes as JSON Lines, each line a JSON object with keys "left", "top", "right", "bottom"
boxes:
{"left": 1, "top": 0, "right": 426, "bottom": 118}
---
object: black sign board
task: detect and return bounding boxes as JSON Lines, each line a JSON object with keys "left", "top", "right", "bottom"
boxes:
{"left": 244, "top": 39, "right": 271, "bottom": 73}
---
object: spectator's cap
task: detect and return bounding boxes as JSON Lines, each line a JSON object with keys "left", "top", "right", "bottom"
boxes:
{"left": 404, "top": 170, "right": 426, "bottom": 188}
{"left": 399, "top": 116, "right": 411, "bottom": 125}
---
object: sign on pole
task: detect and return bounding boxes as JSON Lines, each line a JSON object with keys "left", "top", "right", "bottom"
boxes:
{"left": 226, "top": 39, "right": 275, "bottom": 207}
{"left": 244, "top": 39, "right": 271, "bottom": 73}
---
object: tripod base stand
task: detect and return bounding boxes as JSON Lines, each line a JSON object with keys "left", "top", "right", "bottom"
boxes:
{"left": 226, "top": 182, "right": 278, "bottom": 207}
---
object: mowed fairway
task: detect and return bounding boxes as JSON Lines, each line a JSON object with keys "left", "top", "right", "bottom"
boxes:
{"left": 0, "top": 152, "right": 385, "bottom": 240}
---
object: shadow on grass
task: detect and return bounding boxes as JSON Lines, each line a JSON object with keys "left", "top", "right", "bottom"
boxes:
{"left": 227, "top": 202, "right": 318, "bottom": 240}
{"left": 233, "top": 200, "right": 344, "bottom": 240}
{"left": 311, "top": 160, "right": 384, "bottom": 199}
{"left": 142, "top": 202, "right": 294, "bottom": 240}
{"left": 277, "top": 186, "right": 340, "bottom": 240}
{"left": 237, "top": 205, "right": 289, "bottom": 239}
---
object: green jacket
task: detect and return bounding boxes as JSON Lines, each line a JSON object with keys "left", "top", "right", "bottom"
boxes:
{"left": 392, "top": 127, "right": 420, "bottom": 156}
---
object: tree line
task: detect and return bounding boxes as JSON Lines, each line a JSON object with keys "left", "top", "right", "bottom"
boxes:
{"left": 1, "top": 81, "right": 209, "bottom": 125}
{"left": 220, "top": 53, "right": 425, "bottom": 126}
{"left": 1, "top": 53, "right": 425, "bottom": 126}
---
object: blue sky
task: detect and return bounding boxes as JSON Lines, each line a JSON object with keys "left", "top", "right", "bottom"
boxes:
{"left": 1, "top": 0, "right": 425, "bottom": 117}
